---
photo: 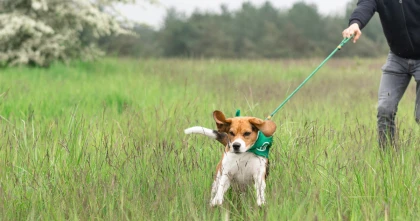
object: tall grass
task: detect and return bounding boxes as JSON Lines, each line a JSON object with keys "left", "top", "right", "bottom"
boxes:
{"left": 0, "top": 58, "right": 419, "bottom": 220}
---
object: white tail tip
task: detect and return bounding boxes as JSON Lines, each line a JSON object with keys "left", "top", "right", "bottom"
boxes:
{"left": 184, "top": 126, "right": 218, "bottom": 139}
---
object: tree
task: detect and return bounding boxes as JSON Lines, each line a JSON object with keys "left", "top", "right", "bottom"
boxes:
{"left": 288, "top": 3, "right": 323, "bottom": 41}
{"left": 184, "top": 11, "right": 235, "bottom": 58}
{"left": 0, "top": 0, "right": 139, "bottom": 67}
{"left": 159, "top": 8, "right": 192, "bottom": 57}
{"left": 99, "top": 24, "right": 161, "bottom": 58}
{"left": 102, "top": 0, "right": 388, "bottom": 59}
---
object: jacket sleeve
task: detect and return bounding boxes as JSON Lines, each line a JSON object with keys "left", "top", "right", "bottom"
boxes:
{"left": 348, "top": 0, "right": 377, "bottom": 29}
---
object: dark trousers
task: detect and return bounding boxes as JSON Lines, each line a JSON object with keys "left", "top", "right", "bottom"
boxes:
{"left": 377, "top": 51, "right": 420, "bottom": 148}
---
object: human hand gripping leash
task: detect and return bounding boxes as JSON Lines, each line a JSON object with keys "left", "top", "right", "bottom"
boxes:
{"left": 265, "top": 35, "right": 354, "bottom": 120}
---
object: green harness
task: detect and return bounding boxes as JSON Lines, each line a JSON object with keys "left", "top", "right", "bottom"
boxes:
{"left": 235, "top": 110, "right": 273, "bottom": 159}
{"left": 247, "top": 131, "right": 273, "bottom": 158}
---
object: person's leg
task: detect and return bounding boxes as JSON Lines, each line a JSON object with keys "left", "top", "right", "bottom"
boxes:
{"left": 377, "top": 52, "right": 411, "bottom": 149}
{"left": 411, "top": 59, "right": 420, "bottom": 123}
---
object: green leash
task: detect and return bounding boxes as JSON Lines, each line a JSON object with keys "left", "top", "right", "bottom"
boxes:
{"left": 265, "top": 36, "right": 354, "bottom": 120}
{"left": 233, "top": 36, "right": 353, "bottom": 158}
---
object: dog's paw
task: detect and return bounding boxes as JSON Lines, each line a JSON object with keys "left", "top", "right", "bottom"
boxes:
{"left": 210, "top": 197, "right": 223, "bottom": 207}
{"left": 257, "top": 198, "right": 266, "bottom": 207}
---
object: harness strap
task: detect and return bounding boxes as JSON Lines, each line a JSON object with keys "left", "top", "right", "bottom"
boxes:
{"left": 247, "top": 131, "right": 272, "bottom": 158}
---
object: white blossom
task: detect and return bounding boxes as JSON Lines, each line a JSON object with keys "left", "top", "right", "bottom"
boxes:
{"left": 31, "top": 0, "right": 48, "bottom": 11}
{"left": 0, "top": 0, "right": 140, "bottom": 67}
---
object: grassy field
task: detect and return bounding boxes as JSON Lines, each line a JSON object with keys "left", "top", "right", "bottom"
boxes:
{"left": 0, "top": 58, "right": 419, "bottom": 220}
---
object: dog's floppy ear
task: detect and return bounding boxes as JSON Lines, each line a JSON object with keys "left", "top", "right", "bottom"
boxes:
{"left": 248, "top": 118, "right": 277, "bottom": 137}
{"left": 213, "top": 110, "right": 231, "bottom": 133}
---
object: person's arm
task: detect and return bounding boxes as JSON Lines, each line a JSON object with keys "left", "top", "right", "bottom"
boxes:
{"left": 343, "top": 0, "right": 377, "bottom": 43}
{"left": 349, "top": 0, "right": 377, "bottom": 29}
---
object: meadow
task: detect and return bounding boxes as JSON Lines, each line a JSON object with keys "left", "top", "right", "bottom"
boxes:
{"left": 0, "top": 58, "right": 419, "bottom": 220}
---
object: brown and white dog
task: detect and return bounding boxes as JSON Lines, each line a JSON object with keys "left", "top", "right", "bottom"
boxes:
{"left": 184, "top": 110, "right": 277, "bottom": 206}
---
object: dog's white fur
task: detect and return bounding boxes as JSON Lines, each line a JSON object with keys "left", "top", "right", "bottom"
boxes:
{"left": 211, "top": 151, "right": 267, "bottom": 206}
{"left": 185, "top": 126, "right": 267, "bottom": 206}
{"left": 184, "top": 126, "right": 218, "bottom": 139}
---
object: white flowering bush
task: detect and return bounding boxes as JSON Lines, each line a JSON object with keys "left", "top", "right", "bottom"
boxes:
{"left": 0, "top": 0, "right": 137, "bottom": 67}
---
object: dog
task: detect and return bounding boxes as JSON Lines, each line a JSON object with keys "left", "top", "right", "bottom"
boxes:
{"left": 184, "top": 110, "right": 277, "bottom": 207}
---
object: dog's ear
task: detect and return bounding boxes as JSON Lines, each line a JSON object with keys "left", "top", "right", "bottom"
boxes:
{"left": 213, "top": 110, "right": 231, "bottom": 132}
{"left": 248, "top": 118, "right": 277, "bottom": 137}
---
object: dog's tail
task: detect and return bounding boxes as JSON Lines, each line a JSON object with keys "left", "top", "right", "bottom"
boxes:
{"left": 184, "top": 126, "right": 228, "bottom": 146}
{"left": 184, "top": 126, "right": 218, "bottom": 138}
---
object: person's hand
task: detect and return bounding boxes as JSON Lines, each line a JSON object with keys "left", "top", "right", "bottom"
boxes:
{"left": 342, "top": 23, "right": 362, "bottom": 43}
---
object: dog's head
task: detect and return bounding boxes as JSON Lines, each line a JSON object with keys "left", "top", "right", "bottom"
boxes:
{"left": 213, "top": 110, "right": 277, "bottom": 153}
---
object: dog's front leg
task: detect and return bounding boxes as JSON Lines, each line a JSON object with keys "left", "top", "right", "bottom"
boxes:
{"left": 210, "top": 174, "right": 230, "bottom": 207}
{"left": 254, "top": 175, "right": 266, "bottom": 206}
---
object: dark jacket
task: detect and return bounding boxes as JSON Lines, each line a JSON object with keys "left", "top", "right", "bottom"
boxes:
{"left": 349, "top": 0, "right": 420, "bottom": 59}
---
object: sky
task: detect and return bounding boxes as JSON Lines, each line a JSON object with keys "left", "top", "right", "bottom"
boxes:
{"left": 118, "top": 0, "right": 350, "bottom": 28}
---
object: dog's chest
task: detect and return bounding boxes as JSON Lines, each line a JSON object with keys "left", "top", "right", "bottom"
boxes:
{"left": 221, "top": 152, "right": 267, "bottom": 185}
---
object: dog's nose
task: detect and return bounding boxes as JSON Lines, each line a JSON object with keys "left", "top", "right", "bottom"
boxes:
{"left": 232, "top": 142, "right": 241, "bottom": 151}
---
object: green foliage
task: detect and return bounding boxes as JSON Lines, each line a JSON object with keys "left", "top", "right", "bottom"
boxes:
{"left": 0, "top": 0, "right": 141, "bottom": 67}
{"left": 1, "top": 58, "right": 420, "bottom": 220}
{"left": 100, "top": 24, "right": 162, "bottom": 57}
{"left": 102, "top": 1, "right": 388, "bottom": 59}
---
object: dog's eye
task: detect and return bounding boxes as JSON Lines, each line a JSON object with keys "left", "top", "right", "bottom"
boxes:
{"left": 229, "top": 131, "right": 235, "bottom": 136}
{"left": 243, "top": 132, "right": 251, "bottom": 136}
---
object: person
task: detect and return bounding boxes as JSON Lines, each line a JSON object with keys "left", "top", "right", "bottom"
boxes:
{"left": 342, "top": 0, "right": 420, "bottom": 149}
